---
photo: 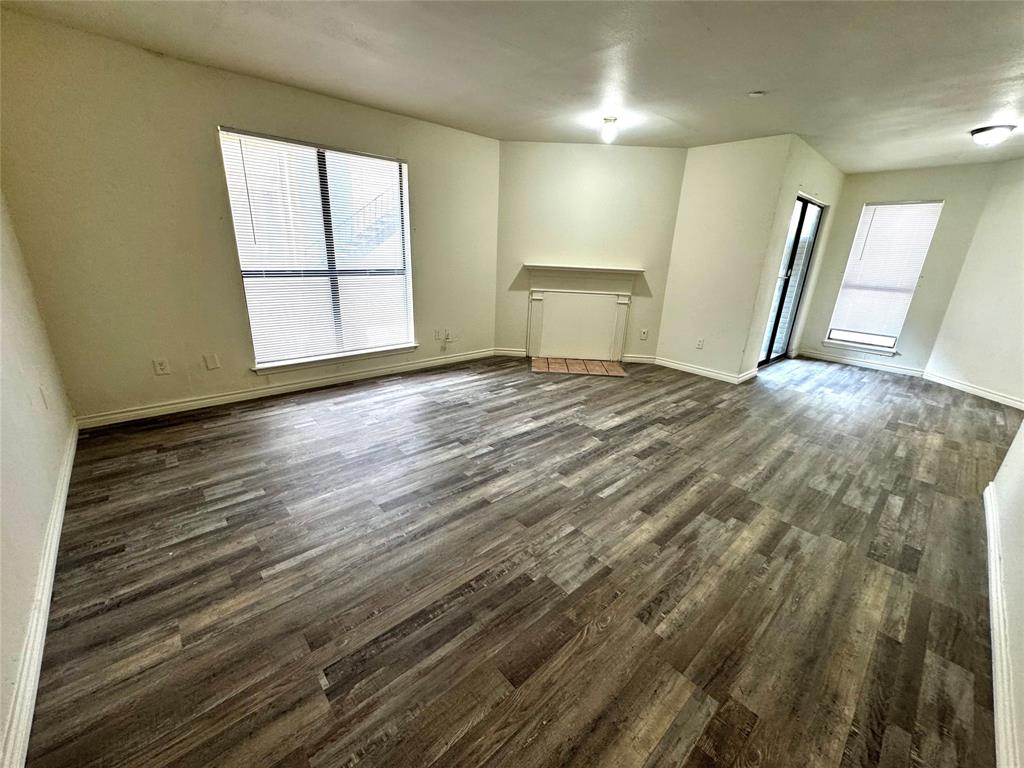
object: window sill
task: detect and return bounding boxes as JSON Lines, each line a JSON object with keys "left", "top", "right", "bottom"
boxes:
{"left": 821, "top": 340, "right": 898, "bottom": 357}
{"left": 251, "top": 343, "right": 419, "bottom": 374}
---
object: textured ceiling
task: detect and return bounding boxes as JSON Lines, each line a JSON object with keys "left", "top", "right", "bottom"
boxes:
{"left": 6, "top": 1, "right": 1024, "bottom": 172}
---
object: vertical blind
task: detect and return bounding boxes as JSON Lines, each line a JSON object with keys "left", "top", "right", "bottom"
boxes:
{"left": 827, "top": 201, "right": 943, "bottom": 348}
{"left": 218, "top": 129, "right": 414, "bottom": 367}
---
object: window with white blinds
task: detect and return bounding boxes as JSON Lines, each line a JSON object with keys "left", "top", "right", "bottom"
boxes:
{"left": 218, "top": 129, "right": 414, "bottom": 368}
{"left": 827, "top": 201, "right": 943, "bottom": 349}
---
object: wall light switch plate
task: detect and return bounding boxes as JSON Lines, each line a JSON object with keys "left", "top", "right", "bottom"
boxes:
{"left": 152, "top": 358, "right": 171, "bottom": 376}
{"left": 203, "top": 353, "right": 221, "bottom": 370}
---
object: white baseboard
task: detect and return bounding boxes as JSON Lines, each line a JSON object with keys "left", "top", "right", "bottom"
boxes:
{"left": 734, "top": 367, "right": 759, "bottom": 384}
{"left": 984, "top": 484, "right": 1021, "bottom": 768}
{"left": 922, "top": 371, "right": 1024, "bottom": 410}
{"left": 90, "top": 344, "right": 986, "bottom": 431}
{"left": 653, "top": 357, "right": 758, "bottom": 385}
{"left": 797, "top": 348, "right": 924, "bottom": 378}
{"left": 77, "top": 348, "right": 499, "bottom": 428}
{"left": 1, "top": 422, "right": 77, "bottom": 768}
{"left": 800, "top": 349, "right": 1023, "bottom": 409}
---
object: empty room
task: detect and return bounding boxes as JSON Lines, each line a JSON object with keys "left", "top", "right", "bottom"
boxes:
{"left": 2, "top": 2, "right": 1023, "bottom": 766}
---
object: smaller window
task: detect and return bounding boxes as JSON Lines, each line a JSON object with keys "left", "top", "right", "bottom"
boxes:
{"left": 827, "top": 201, "right": 943, "bottom": 349}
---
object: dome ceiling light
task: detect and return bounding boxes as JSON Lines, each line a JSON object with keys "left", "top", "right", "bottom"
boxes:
{"left": 970, "top": 125, "right": 1017, "bottom": 147}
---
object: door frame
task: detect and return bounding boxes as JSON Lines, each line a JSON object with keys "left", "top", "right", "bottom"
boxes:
{"left": 759, "top": 197, "right": 825, "bottom": 368}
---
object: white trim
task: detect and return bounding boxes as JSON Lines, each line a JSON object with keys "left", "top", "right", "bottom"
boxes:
{"left": 822, "top": 339, "right": 898, "bottom": 357}
{"left": 1, "top": 423, "right": 77, "bottom": 768}
{"left": 528, "top": 288, "right": 632, "bottom": 298}
{"left": 922, "top": 371, "right": 1024, "bottom": 410}
{"left": 526, "top": 288, "right": 631, "bottom": 362}
{"left": 83, "top": 349, "right": 1021, "bottom": 433}
{"left": 77, "top": 348, "right": 497, "bottom": 428}
{"left": 654, "top": 357, "right": 758, "bottom": 385}
{"left": 78, "top": 348, "right": 777, "bottom": 429}
{"left": 797, "top": 348, "right": 924, "bottom": 378}
{"left": 801, "top": 349, "right": 1024, "bottom": 409}
{"left": 251, "top": 342, "right": 419, "bottom": 373}
{"left": 522, "top": 263, "right": 644, "bottom": 275}
{"left": 984, "top": 483, "right": 1020, "bottom": 768}
{"left": 219, "top": 125, "right": 409, "bottom": 166}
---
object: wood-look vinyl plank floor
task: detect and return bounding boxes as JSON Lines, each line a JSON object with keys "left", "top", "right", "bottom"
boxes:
{"left": 26, "top": 357, "right": 1021, "bottom": 768}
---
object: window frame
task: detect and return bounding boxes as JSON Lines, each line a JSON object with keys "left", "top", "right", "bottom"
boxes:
{"left": 217, "top": 126, "right": 416, "bottom": 372}
{"left": 824, "top": 199, "right": 943, "bottom": 354}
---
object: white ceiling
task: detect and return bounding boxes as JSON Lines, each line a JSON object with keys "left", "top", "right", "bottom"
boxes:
{"left": 7, "top": 1, "right": 1024, "bottom": 172}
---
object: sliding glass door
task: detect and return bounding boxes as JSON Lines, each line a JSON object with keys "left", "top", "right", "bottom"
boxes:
{"left": 758, "top": 198, "right": 823, "bottom": 367}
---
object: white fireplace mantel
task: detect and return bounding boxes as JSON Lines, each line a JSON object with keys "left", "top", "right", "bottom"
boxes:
{"left": 524, "top": 264, "right": 640, "bottom": 361}
{"left": 523, "top": 263, "right": 644, "bottom": 276}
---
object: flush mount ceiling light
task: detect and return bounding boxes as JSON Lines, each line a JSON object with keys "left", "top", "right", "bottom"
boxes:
{"left": 970, "top": 125, "right": 1017, "bottom": 147}
{"left": 577, "top": 104, "right": 644, "bottom": 138}
{"left": 600, "top": 116, "right": 619, "bottom": 143}
{"left": 747, "top": 90, "right": 768, "bottom": 98}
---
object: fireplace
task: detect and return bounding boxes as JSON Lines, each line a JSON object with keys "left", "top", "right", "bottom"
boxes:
{"left": 523, "top": 264, "right": 644, "bottom": 361}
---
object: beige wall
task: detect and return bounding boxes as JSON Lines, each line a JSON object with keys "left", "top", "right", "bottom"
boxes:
{"left": 796, "top": 162, "right": 998, "bottom": 374}
{"left": 925, "top": 160, "right": 1024, "bottom": 407}
{"left": 494, "top": 142, "right": 686, "bottom": 356}
{"left": 2, "top": 11, "right": 1019, "bottom": 423}
{"left": 0, "top": 193, "right": 76, "bottom": 763}
{"left": 657, "top": 136, "right": 792, "bottom": 375}
{"left": 742, "top": 136, "right": 845, "bottom": 373}
{"left": 1, "top": 11, "right": 500, "bottom": 422}
{"left": 656, "top": 135, "right": 843, "bottom": 379}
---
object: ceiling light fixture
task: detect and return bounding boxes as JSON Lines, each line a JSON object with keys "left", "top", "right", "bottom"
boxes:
{"left": 747, "top": 90, "right": 768, "bottom": 98}
{"left": 970, "top": 125, "right": 1017, "bottom": 147}
{"left": 600, "top": 116, "right": 619, "bottom": 144}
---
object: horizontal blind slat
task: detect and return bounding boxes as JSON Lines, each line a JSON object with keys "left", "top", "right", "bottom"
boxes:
{"left": 828, "top": 201, "right": 942, "bottom": 346}
{"left": 219, "top": 130, "right": 414, "bottom": 366}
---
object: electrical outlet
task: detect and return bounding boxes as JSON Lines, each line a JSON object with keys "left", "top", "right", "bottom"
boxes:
{"left": 203, "top": 353, "right": 221, "bottom": 371}
{"left": 696, "top": 338, "right": 705, "bottom": 350}
{"left": 640, "top": 328, "right": 649, "bottom": 341}
{"left": 152, "top": 358, "right": 171, "bottom": 376}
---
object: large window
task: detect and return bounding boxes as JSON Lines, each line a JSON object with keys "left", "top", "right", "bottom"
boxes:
{"left": 827, "top": 201, "right": 943, "bottom": 349}
{"left": 218, "top": 129, "right": 414, "bottom": 368}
